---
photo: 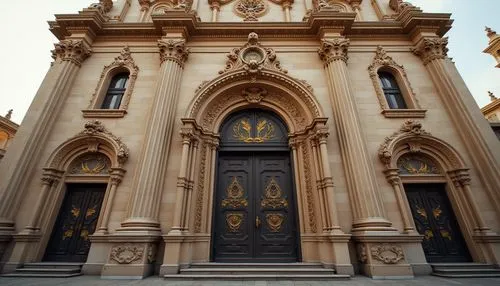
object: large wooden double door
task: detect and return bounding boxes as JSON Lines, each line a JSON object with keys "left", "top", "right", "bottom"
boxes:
{"left": 212, "top": 152, "right": 299, "bottom": 262}
{"left": 405, "top": 184, "right": 471, "bottom": 263}
{"left": 44, "top": 183, "right": 106, "bottom": 262}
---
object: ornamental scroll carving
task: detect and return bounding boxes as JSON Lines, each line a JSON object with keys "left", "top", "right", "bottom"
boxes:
{"left": 370, "top": 244, "right": 405, "bottom": 264}
{"left": 51, "top": 39, "right": 92, "bottom": 67}
{"left": 318, "top": 38, "right": 350, "bottom": 64}
{"left": 110, "top": 244, "right": 144, "bottom": 264}
{"left": 302, "top": 140, "right": 317, "bottom": 233}
{"left": 158, "top": 38, "right": 189, "bottom": 67}
{"left": 219, "top": 32, "right": 287, "bottom": 75}
{"left": 412, "top": 37, "right": 449, "bottom": 66}
{"left": 194, "top": 142, "right": 208, "bottom": 233}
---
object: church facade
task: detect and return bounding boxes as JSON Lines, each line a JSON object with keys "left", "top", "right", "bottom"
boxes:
{"left": 0, "top": 0, "right": 499, "bottom": 279}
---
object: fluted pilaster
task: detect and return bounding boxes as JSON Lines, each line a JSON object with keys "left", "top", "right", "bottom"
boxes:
{"left": 318, "top": 37, "right": 394, "bottom": 233}
{"left": 0, "top": 39, "right": 91, "bottom": 233}
{"left": 412, "top": 37, "right": 500, "bottom": 219}
{"left": 119, "top": 37, "right": 189, "bottom": 234}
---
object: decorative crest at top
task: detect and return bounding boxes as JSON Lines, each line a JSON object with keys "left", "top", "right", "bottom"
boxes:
{"left": 368, "top": 46, "right": 404, "bottom": 76}
{"left": 488, "top": 91, "right": 498, "bottom": 101}
{"left": 5, "top": 109, "right": 13, "bottom": 120}
{"left": 485, "top": 26, "right": 498, "bottom": 40}
{"left": 378, "top": 120, "right": 431, "bottom": 166}
{"left": 219, "top": 32, "right": 287, "bottom": 75}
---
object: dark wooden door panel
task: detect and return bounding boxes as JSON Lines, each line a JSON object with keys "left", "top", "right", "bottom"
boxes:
{"left": 213, "top": 152, "right": 298, "bottom": 262}
{"left": 405, "top": 184, "right": 471, "bottom": 263}
{"left": 44, "top": 184, "right": 106, "bottom": 262}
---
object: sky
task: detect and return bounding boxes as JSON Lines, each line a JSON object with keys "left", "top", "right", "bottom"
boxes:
{"left": 0, "top": 0, "right": 499, "bottom": 124}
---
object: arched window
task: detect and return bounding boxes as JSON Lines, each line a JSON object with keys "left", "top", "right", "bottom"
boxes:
{"left": 378, "top": 71, "right": 407, "bottom": 109}
{"left": 101, "top": 72, "right": 129, "bottom": 109}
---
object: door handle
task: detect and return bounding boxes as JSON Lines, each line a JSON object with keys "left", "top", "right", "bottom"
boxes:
{"left": 256, "top": 216, "right": 261, "bottom": 228}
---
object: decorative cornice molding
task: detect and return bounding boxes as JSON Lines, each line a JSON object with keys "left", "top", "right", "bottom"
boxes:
{"left": 158, "top": 38, "right": 189, "bottom": 67}
{"left": 317, "top": 38, "right": 350, "bottom": 64}
{"left": 411, "top": 37, "right": 449, "bottom": 65}
{"left": 51, "top": 39, "right": 92, "bottom": 66}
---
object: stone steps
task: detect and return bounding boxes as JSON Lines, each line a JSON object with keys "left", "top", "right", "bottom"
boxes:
{"left": 164, "top": 262, "right": 350, "bottom": 280}
{"left": 431, "top": 263, "right": 500, "bottom": 278}
{"left": 1, "top": 262, "right": 83, "bottom": 278}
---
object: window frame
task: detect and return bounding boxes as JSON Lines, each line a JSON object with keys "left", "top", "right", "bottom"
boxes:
{"left": 82, "top": 46, "right": 139, "bottom": 118}
{"left": 368, "top": 46, "right": 426, "bottom": 118}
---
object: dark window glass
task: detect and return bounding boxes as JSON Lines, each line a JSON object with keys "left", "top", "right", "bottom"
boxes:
{"left": 378, "top": 71, "right": 407, "bottom": 109}
{"left": 101, "top": 72, "right": 129, "bottom": 109}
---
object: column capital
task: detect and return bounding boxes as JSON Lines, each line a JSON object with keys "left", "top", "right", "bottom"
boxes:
{"left": 383, "top": 168, "right": 401, "bottom": 185}
{"left": 110, "top": 167, "right": 126, "bottom": 185}
{"left": 41, "top": 168, "right": 65, "bottom": 186}
{"left": 318, "top": 38, "right": 350, "bottom": 65}
{"left": 158, "top": 38, "right": 189, "bottom": 67}
{"left": 314, "top": 128, "right": 329, "bottom": 144}
{"left": 51, "top": 39, "right": 92, "bottom": 66}
{"left": 411, "top": 37, "right": 449, "bottom": 65}
{"left": 448, "top": 169, "right": 471, "bottom": 187}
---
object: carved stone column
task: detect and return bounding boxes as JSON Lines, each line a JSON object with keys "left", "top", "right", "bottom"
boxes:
{"left": 102, "top": 37, "right": 188, "bottom": 279}
{"left": 283, "top": 1, "right": 292, "bottom": 22}
{"left": 138, "top": 0, "right": 151, "bottom": 22}
{"left": 118, "top": 37, "right": 188, "bottom": 234}
{"left": 0, "top": 39, "right": 91, "bottom": 246}
{"left": 21, "top": 169, "right": 65, "bottom": 234}
{"left": 412, "top": 37, "right": 500, "bottom": 219}
{"left": 209, "top": 0, "right": 220, "bottom": 22}
{"left": 384, "top": 169, "right": 415, "bottom": 233}
{"left": 318, "top": 37, "right": 395, "bottom": 234}
{"left": 95, "top": 168, "right": 126, "bottom": 234}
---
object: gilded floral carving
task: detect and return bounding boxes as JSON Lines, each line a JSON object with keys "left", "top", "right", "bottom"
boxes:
{"left": 68, "top": 153, "right": 111, "bottom": 175}
{"left": 370, "top": 244, "right": 405, "bottom": 264}
{"left": 412, "top": 37, "right": 449, "bottom": 65}
{"left": 318, "top": 38, "right": 350, "bottom": 64}
{"left": 51, "top": 39, "right": 92, "bottom": 67}
{"left": 110, "top": 244, "right": 144, "bottom": 264}
{"left": 158, "top": 38, "right": 189, "bottom": 67}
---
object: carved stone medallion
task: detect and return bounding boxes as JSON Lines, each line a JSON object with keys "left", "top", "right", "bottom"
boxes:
{"left": 370, "top": 244, "right": 405, "bottom": 264}
{"left": 234, "top": 0, "right": 268, "bottom": 21}
{"left": 110, "top": 244, "right": 144, "bottom": 264}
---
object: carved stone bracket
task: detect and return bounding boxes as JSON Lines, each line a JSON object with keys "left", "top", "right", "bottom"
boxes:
{"left": 412, "top": 37, "right": 449, "bottom": 65}
{"left": 370, "top": 243, "right": 405, "bottom": 264}
{"left": 51, "top": 39, "right": 92, "bottom": 67}
{"left": 158, "top": 38, "right": 189, "bottom": 67}
{"left": 318, "top": 38, "right": 350, "bottom": 65}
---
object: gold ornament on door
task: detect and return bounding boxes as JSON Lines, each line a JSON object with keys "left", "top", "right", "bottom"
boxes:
{"left": 266, "top": 213, "right": 284, "bottom": 232}
{"left": 261, "top": 177, "right": 288, "bottom": 209}
{"left": 221, "top": 177, "right": 248, "bottom": 208}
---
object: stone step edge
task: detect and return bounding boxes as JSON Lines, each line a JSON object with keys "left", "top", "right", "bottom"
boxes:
{"left": 432, "top": 273, "right": 500, "bottom": 278}
{"left": 182, "top": 268, "right": 334, "bottom": 272}
{"left": 191, "top": 263, "right": 323, "bottom": 266}
{"left": 433, "top": 268, "right": 500, "bottom": 273}
{"left": 23, "top": 262, "right": 84, "bottom": 266}
{"left": 16, "top": 268, "right": 81, "bottom": 273}
{"left": 430, "top": 263, "right": 494, "bottom": 267}
{"left": 165, "top": 274, "right": 351, "bottom": 279}
{"left": 1, "top": 273, "right": 83, "bottom": 278}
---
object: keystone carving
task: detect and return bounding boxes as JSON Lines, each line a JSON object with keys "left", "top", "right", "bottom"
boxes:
{"left": 51, "top": 39, "right": 92, "bottom": 67}
{"left": 318, "top": 38, "right": 350, "bottom": 64}
{"left": 370, "top": 244, "right": 405, "bottom": 264}
{"left": 242, "top": 87, "right": 267, "bottom": 103}
{"left": 411, "top": 37, "right": 449, "bottom": 65}
{"left": 158, "top": 39, "right": 189, "bottom": 67}
{"left": 110, "top": 244, "right": 144, "bottom": 264}
{"left": 219, "top": 32, "right": 287, "bottom": 75}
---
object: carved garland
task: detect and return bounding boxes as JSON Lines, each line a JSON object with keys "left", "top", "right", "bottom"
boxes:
{"left": 110, "top": 244, "right": 144, "bottom": 264}
{"left": 88, "top": 46, "right": 139, "bottom": 110}
{"left": 194, "top": 142, "right": 208, "bottom": 233}
{"left": 302, "top": 139, "right": 317, "bottom": 233}
{"left": 368, "top": 46, "right": 419, "bottom": 110}
{"left": 370, "top": 244, "right": 405, "bottom": 264}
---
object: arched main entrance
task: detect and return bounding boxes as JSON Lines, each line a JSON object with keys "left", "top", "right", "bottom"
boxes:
{"left": 212, "top": 109, "right": 299, "bottom": 262}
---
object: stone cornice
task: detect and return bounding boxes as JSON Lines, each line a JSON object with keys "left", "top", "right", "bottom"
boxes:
{"left": 48, "top": 10, "right": 452, "bottom": 41}
{"left": 481, "top": 98, "right": 500, "bottom": 115}
{"left": 0, "top": 116, "right": 19, "bottom": 135}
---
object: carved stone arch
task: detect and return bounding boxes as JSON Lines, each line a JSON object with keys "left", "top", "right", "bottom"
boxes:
{"left": 378, "top": 120, "right": 466, "bottom": 172}
{"left": 47, "top": 120, "right": 129, "bottom": 171}
{"left": 368, "top": 46, "right": 425, "bottom": 117}
{"left": 85, "top": 46, "right": 139, "bottom": 115}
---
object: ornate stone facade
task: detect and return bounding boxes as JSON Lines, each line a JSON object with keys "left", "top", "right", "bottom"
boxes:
{"left": 0, "top": 0, "right": 499, "bottom": 281}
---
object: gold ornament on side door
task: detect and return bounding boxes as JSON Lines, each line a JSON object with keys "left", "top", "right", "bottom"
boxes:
{"left": 256, "top": 216, "right": 261, "bottom": 228}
